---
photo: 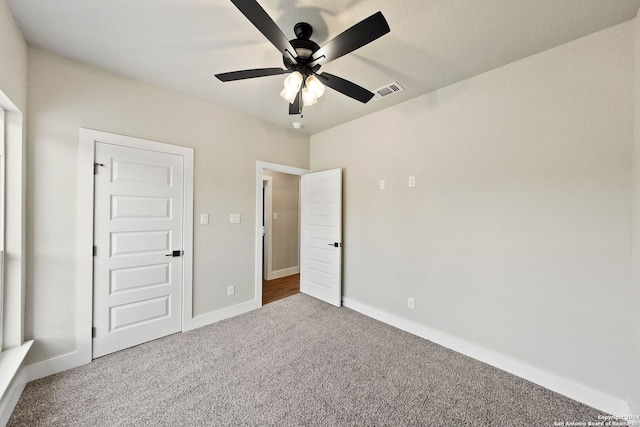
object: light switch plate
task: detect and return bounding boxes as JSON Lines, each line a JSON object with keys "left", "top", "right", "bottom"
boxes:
{"left": 200, "top": 214, "right": 209, "bottom": 224}
{"left": 230, "top": 213, "right": 241, "bottom": 224}
{"left": 273, "top": 212, "right": 278, "bottom": 220}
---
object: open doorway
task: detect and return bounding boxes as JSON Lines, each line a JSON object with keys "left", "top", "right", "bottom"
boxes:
{"left": 255, "top": 161, "right": 309, "bottom": 306}
{"left": 256, "top": 161, "right": 343, "bottom": 308}
{"left": 262, "top": 170, "right": 301, "bottom": 305}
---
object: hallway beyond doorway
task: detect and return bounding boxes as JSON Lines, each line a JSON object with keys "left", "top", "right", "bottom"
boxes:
{"left": 262, "top": 274, "right": 299, "bottom": 305}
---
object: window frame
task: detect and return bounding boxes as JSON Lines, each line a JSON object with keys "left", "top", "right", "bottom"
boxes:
{"left": 0, "top": 106, "right": 6, "bottom": 353}
{"left": 0, "top": 106, "right": 5, "bottom": 351}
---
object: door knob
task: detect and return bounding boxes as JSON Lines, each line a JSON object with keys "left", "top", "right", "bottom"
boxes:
{"left": 165, "top": 250, "right": 183, "bottom": 257}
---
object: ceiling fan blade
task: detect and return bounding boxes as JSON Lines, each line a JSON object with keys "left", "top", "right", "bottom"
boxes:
{"left": 316, "top": 72, "right": 375, "bottom": 103}
{"left": 310, "top": 11, "right": 390, "bottom": 67}
{"left": 230, "top": 0, "right": 298, "bottom": 63}
{"left": 289, "top": 89, "right": 302, "bottom": 115}
{"left": 215, "top": 68, "right": 290, "bottom": 82}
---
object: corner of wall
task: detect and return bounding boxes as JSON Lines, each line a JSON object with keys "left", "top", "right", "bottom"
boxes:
{"left": 630, "top": 7, "right": 640, "bottom": 416}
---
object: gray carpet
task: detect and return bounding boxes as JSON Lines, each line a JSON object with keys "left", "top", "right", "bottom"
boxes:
{"left": 9, "top": 294, "right": 613, "bottom": 426}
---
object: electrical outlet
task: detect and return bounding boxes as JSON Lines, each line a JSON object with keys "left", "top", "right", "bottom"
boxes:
{"left": 227, "top": 285, "right": 235, "bottom": 297}
{"left": 409, "top": 176, "right": 416, "bottom": 187}
{"left": 379, "top": 180, "right": 385, "bottom": 190}
{"left": 407, "top": 297, "right": 415, "bottom": 309}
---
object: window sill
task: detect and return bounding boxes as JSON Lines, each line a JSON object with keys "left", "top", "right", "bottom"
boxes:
{"left": 0, "top": 340, "right": 33, "bottom": 400}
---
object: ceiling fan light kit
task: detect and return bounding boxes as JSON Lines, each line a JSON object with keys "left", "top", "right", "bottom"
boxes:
{"left": 215, "top": 0, "right": 390, "bottom": 116}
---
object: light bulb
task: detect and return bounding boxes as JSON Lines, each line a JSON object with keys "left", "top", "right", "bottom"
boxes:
{"left": 302, "top": 87, "right": 317, "bottom": 106}
{"left": 305, "top": 75, "right": 325, "bottom": 98}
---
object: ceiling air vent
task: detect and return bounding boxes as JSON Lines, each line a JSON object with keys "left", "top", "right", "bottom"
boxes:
{"left": 372, "top": 82, "right": 403, "bottom": 101}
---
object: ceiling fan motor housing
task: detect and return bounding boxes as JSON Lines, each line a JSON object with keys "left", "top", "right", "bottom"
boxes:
{"left": 294, "top": 22, "right": 313, "bottom": 40}
{"left": 283, "top": 23, "right": 321, "bottom": 76}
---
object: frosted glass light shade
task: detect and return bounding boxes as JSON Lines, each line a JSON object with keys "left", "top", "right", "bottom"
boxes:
{"left": 284, "top": 71, "right": 303, "bottom": 90}
{"left": 280, "top": 71, "right": 303, "bottom": 104}
{"left": 302, "top": 87, "right": 317, "bottom": 106}
{"left": 280, "top": 87, "right": 299, "bottom": 104}
{"left": 305, "top": 75, "right": 325, "bottom": 98}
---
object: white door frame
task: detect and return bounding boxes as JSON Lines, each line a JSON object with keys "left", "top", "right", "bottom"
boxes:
{"left": 262, "top": 176, "right": 273, "bottom": 280}
{"left": 77, "top": 129, "right": 194, "bottom": 364}
{"left": 255, "top": 161, "right": 309, "bottom": 304}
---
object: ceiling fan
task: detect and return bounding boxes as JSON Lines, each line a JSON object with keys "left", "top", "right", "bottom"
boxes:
{"left": 215, "top": 0, "right": 390, "bottom": 115}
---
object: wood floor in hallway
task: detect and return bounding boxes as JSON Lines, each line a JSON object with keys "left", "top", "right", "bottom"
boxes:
{"left": 262, "top": 273, "right": 300, "bottom": 305}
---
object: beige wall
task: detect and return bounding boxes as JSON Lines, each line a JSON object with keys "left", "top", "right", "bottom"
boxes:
{"left": 264, "top": 171, "right": 300, "bottom": 272}
{"left": 631, "top": 12, "right": 640, "bottom": 415}
{"left": 312, "top": 22, "right": 633, "bottom": 400}
{"left": 0, "top": 0, "right": 27, "bottom": 350}
{"left": 0, "top": 0, "right": 26, "bottom": 111}
{"left": 25, "top": 47, "right": 309, "bottom": 363}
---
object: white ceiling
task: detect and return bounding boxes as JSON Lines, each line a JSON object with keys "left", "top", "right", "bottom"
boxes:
{"left": 7, "top": 0, "right": 640, "bottom": 135}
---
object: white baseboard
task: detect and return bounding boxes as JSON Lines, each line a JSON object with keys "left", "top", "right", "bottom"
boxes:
{"left": 0, "top": 365, "right": 27, "bottom": 427}
{"left": 183, "top": 299, "right": 261, "bottom": 332}
{"left": 267, "top": 266, "right": 299, "bottom": 281}
{"left": 26, "top": 350, "right": 89, "bottom": 382}
{"left": 626, "top": 401, "right": 640, "bottom": 426}
{"left": 342, "top": 297, "right": 632, "bottom": 418}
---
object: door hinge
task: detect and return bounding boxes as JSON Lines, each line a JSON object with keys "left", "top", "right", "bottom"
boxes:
{"left": 93, "top": 162, "right": 104, "bottom": 174}
{"left": 93, "top": 246, "right": 97, "bottom": 256}
{"left": 92, "top": 327, "right": 96, "bottom": 338}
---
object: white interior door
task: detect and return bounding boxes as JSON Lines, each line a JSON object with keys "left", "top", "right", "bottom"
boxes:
{"left": 300, "top": 168, "right": 342, "bottom": 307}
{"left": 93, "top": 142, "right": 184, "bottom": 358}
